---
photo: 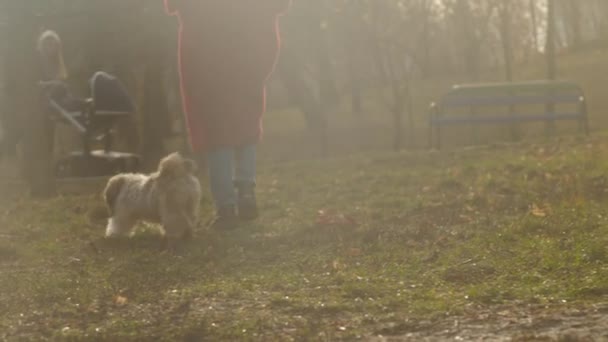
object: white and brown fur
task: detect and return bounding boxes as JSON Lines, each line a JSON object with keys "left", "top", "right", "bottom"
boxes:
{"left": 103, "top": 153, "right": 201, "bottom": 245}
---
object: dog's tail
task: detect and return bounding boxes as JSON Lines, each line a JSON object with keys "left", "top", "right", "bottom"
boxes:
{"left": 103, "top": 176, "right": 125, "bottom": 215}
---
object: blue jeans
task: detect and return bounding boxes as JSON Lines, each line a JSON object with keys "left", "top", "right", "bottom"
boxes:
{"left": 207, "top": 145, "right": 256, "bottom": 208}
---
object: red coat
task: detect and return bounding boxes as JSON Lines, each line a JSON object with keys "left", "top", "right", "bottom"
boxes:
{"left": 165, "top": 0, "right": 290, "bottom": 152}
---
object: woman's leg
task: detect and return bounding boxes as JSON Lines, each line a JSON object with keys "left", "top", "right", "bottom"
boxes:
{"left": 207, "top": 147, "right": 238, "bottom": 229}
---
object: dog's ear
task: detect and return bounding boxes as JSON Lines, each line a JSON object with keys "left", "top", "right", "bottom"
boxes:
{"left": 159, "top": 166, "right": 174, "bottom": 180}
{"left": 158, "top": 154, "right": 178, "bottom": 179}
{"left": 183, "top": 159, "right": 197, "bottom": 174}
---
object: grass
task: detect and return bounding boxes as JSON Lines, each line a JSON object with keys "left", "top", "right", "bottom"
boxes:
{"left": 2, "top": 46, "right": 608, "bottom": 341}
{"left": 2, "top": 133, "right": 608, "bottom": 341}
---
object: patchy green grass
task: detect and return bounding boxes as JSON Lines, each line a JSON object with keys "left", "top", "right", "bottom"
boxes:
{"left": 3, "top": 134, "right": 608, "bottom": 341}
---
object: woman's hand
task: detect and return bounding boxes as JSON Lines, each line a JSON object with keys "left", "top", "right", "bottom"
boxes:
{"left": 269, "top": 0, "right": 292, "bottom": 15}
{"left": 164, "top": 0, "right": 180, "bottom": 15}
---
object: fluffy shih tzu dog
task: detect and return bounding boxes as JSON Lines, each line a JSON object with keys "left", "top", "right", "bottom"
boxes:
{"left": 103, "top": 152, "right": 201, "bottom": 246}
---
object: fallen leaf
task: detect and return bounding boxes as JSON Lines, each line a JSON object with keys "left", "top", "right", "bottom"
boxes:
{"left": 459, "top": 214, "right": 473, "bottom": 222}
{"left": 316, "top": 210, "right": 357, "bottom": 227}
{"left": 114, "top": 295, "right": 128, "bottom": 306}
{"left": 347, "top": 248, "right": 362, "bottom": 257}
{"left": 531, "top": 204, "right": 547, "bottom": 217}
{"left": 332, "top": 259, "right": 344, "bottom": 271}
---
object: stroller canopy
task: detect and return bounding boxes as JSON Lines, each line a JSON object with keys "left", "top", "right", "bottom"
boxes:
{"left": 89, "top": 71, "right": 135, "bottom": 113}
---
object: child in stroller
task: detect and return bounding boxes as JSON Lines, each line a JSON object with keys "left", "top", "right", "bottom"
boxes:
{"left": 43, "top": 70, "right": 140, "bottom": 178}
{"left": 39, "top": 30, "right": 140, "bottom": 178}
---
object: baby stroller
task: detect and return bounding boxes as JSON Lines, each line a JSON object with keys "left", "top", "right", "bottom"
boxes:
{"left": 42, "top": 71, "right": 141, "bottom": 178}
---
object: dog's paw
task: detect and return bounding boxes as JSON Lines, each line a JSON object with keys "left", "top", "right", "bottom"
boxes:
{"left": 105, "top": 221, "right": 119, "bottom": 238}
{"left": 105, "top": 218, "right": 131, "bottom": 238}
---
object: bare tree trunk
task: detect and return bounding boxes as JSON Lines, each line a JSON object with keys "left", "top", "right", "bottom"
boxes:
{"left": 500, "top": 3, "right": 513, "bottom": 82}
{"left": 529, "top": 0, "right": 540, "bottom": 53}
{"left": 314, "top": 0, "right": 335, "bottom": 156}
{"left": 499, "top": 2, "right": 519, "bottom": 140}
{"left": 546, "top": 0, "right": 557, "bottom": 136}
{"left": 345, "top": 1, "right": 363, "bottom": 117}
{"left": 317, "top": 29, "right": 338, "bottom": 110}
{"left": 565, "top": 0, "right": 582, "bottom": 49}
{"left": 348, "top": 55, "right": 362, "bottom": 117}
{"left": 387, "top": 58, "right": 414, "bottom": 151}
{"left": 390, "top": 76, "right": 404, "bottom": 151}
{"left": 455, "top": 0, "right": 481, "bottom": 81}
{"left": 369, "top": 1, "right": 389, "bottom": 85}
{"left": 384, "top": 46, "right": 407, "bottom": 151}
{"left": 546, "top": 0, "right": 557, "bottom": 80}
{"left": 277, "top": 47, "right": 327, "bottom": 156}
{"left": 600, "top": 0, "right": 608, "bottom": 38}
{"left": 141, "top": 62, "right": 170, "bottom": 169}
{"left": 419, "top": 0, "right": 433, "bottom": 78}
{"left": 140, "top": 15, "right": 172, "bottom": 169}
{"left": 405, "top": 80, "right": 414, "bottom": 148}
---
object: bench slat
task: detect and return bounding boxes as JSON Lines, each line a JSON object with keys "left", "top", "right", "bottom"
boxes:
{"left": 432, "top": 113, "right": 583, "bottom": 125}
{"left": 450, "top": 81, "right": 583, "bottom": 94}
{"left": 441, "top": 94, "right": 582, "bottom": 107}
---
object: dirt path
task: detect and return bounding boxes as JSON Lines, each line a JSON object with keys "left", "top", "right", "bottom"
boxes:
{"left": 372, "top": 303, "right": 608, "bottom": 341}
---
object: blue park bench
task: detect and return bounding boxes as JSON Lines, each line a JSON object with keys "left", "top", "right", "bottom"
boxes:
{"left": 428, "top": 80, "right": 589, "bottom": 149}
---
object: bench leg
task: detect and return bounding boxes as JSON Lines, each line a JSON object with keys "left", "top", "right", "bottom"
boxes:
{"left": 104, "top": 128, "right": 113, "bottom": 153}
{"left": 581, "top": 102, "right": 590, "bottom": 136}
{"left": 436, "top": 126, "right": 442, "bottom": 150}
{"left": 582, "top": 117, "right": 590, "bottom": 136}
{"left": 544, "top": 102, "right": 555, "bottom": 138}
{"left": 428, "top": 122, "right": 433, "bottom": 149}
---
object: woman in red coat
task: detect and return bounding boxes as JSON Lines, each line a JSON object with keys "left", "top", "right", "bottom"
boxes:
{"left": 165, "top": 0, "right": 290, "bottom": 229}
